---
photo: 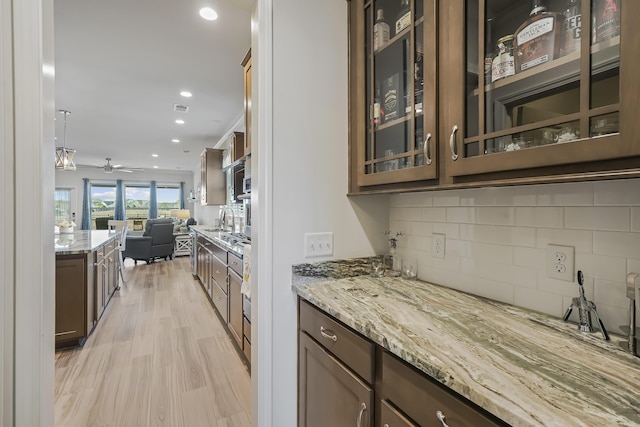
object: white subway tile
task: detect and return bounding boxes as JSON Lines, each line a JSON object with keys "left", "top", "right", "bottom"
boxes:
{"left": 632, "top": 207, "right": 640, "bottom": 232}
{"left": 460, "top": 187, "right": 496, "bottom": 206}
{"left": 446, "top": 207, "right": 477, "bottom": 224}
{"left": 514, "top": 207, "right": 564, "bottom": 228}
{"left": 564, "top": 207, "right": 630, "bottom": 231}
{"left": 513, "top": 247, "right": 546, "bottom": 269}
{"left": 537, "top": 274, "right": 584, "bottom": 299}
{"left": 593, "top": 231, "right": 640, "bottom": 258}
{"left": 593, "top": 278, "right": 628, "bottom": 309}
{"left": 493, "top": 226, "right": 537, "bottom": 247}
{"left": 475, "top": 278, "right": 515, "bottom": 304}
{"left": 391, "top": 192, "right": 433, "bottom": 207}
{"left": 459, "top": 224, "right": 494, "bottom": 243}
{"left": 390, "top": 207, "right": 421, "bottom": 222}
{"left": 468, "top": 241, "right": 513, "bottom": 264}
{"left": 421, "top": 207, "right": 446, "bottom": 222}
{"left": 432, "top": 192, "right": 461, "bottom": 207}
{"left": 536, "top": 181, "right": 594, "bottom": 206}
{"left": 447, "top": 238, "right": 470, "bottom": 258}
{"left": 514, "top": 287, "right": 564, "bottom": 318}
{"left": 494, "top": 264, "right": 538, "bottom": 289}
{"left": 594, "top": 178, "right": 640, "bottom": 205}
{"left": 495, "top": 186, "right": 537, "bottom": 206}
{"left": 536, "top": 228, "right": 593, "bottom": 253}
{"left": 628, "top": 258, "right": 640, "bottom": 274}
{"left": 476, "top": 207, "right": 516, "bottom": 225}
{"left": 444, "top": 270, "right": 478, "bottom": 294}
{"left": 460, "top": 257, "right": 495, "bottom": 280}
{"left": 407, "top": 221, "right": 433, "bottom": 237}
{"left": 593, "top": 303, "right": 629, "bottom": 336}
{"left": 432, "top": 223, "right": 460, "bottom": 239}
{"left": 574, "top": 253, "right": 627, "bottom": 283}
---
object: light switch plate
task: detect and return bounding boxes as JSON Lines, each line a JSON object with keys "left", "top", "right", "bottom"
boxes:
{"left": 304, "top": 232, "right": 334, "bottom": 258}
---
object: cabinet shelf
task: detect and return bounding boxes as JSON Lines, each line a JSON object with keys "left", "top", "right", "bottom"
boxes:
{"left": 471, "top": 37, "right": 620, "bottom": 105}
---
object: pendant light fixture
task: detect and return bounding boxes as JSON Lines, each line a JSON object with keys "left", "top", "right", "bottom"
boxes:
{"left": 55, "top": 109, "right": 76, "bottom": 171}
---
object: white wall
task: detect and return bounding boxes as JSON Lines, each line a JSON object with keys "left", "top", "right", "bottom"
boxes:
{"left": 390, "top": 179, "right": 640, "bottom": 335}
{"left": 55, "top": 168, "right": 194, "bottom": 224}
{"left": 262, "top": 0, "right": 389, "bottom": 425}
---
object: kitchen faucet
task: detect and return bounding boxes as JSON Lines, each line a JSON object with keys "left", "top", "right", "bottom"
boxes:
{"left": 220, "top": 206, "right": 235, "bottom": 232}
{"left": 622, "top": 273, "right": 639, "bottom": 357}
{"left": 563, "top": 270, "right": 609, "bottom": 340}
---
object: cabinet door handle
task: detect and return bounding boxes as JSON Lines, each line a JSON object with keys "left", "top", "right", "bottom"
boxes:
{"left": 424, "top": 132, "right": 432, "bottom": 165}
{"left": 436, "top": 410, "right": 450, "bottom": 427}
{"left": 319, "top": 326, "right": 337, "bottom": 342}
{"left": 449, "top": 125, "right": 459, "bottom": 161}
{"left": 356, "top": 402, "right": 366, "bottom": 427}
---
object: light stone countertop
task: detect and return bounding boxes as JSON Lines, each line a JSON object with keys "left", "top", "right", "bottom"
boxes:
{"left": 190, "top": 225, "right": 246, "bottom": 256}
{"left": 55, "top": 230, "right": 119, "bottom": 255}
{"left": 292, "top": 263, "right": 640, "bottom": 426}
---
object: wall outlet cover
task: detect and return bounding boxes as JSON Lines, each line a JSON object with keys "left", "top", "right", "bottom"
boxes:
{"left": 432, "top": 233, "right": 445, "bottom": 258}
{"left": 547, "top": 244, "right": 575, "bottom": 282}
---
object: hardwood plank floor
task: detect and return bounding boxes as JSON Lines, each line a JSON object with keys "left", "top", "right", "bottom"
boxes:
{"left": 55, "top": 256, "right": 251, "bottom": 427}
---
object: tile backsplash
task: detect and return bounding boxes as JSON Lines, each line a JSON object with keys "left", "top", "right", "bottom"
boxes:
{"left": 389, "top": 178, "right": 640, "bottom": 336}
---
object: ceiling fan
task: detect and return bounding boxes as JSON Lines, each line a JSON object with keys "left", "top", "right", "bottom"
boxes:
{"left": 98, "top": 157, "right": 143, "bottom": 173}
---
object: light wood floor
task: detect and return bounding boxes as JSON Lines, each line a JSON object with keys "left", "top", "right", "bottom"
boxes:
{"left": 55, "top": 256, "right": 251, "bottom": 427}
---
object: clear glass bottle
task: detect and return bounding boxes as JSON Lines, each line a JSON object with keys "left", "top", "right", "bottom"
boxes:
{"left": 394, "top": 0, "right": 411, "bottom": 37}
{"left": 373, "top": 82, "right": 383, "bottom": 127}
{"left": 373, "top": 9, "right": 390, "bottom": 51}
{"left": 561, "top": 0, "right": 581, "bottom": 56}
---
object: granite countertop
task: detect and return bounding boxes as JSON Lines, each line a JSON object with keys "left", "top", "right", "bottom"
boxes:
{"left": 292, "top": 260, "right": 640, "bottom": 427}
{"left": 55, "top": 230, "right": 119, "bottom": 255}
{"left": 190, "top": 225, "right": 245, "bottom": 256}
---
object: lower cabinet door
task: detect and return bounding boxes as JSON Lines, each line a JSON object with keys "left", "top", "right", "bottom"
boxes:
{"left": 379, "top": 399, "right": 417, "bottom": 427}
{"left": 55, "top": 256, "right": 86, "bottom": 344}
{"left": 299, "top": 332, "right": 373, "bottom": 427}
{"left": 228, "top": 269, "right": 243, "bottom": 347}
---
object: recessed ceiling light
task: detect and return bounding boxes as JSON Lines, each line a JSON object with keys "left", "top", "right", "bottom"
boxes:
{"left": 175, "top": 119, "right": 185, "bottom": 124}
{"left": 180, "top": 91, "right": 192, "bottom": 98}
{"left": 172, "top": 139, "right": 180, "bottom": 143}
{"left": 199, "top": 7, "right": 218, "bottom": 21}
{"left": 152, "top": 154, "right": 159, "bottom": 157}
{"left": 153, "top": 166, "right": 159, "bottom": 169}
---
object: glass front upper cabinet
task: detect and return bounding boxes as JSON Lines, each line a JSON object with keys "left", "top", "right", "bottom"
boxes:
{"left": 446, "top": 0, "right": 638, "bottom": 179}
{"left": 355, "top": 0, "right": 438, "bottom": 187}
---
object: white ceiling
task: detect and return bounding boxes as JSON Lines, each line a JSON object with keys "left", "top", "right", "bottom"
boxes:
{"left": 54, "top": 0, "right": 253, "bottom": 174}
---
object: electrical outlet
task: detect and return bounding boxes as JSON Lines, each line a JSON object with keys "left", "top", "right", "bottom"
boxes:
{"left": 304, "top": 232, "right": 334, "bottom": 258}
{"left": 547, "top": 244, "right": 575, "bottom": 282}
{"left": 432, "top": 233, "right": 445, "bottom": 258}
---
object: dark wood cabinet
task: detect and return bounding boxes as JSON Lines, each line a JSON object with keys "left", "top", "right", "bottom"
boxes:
{"left": 55, "top": 255, "right": 86, "bottom": 345}
{"left": 349, "top": 0, "right": 640, "bottom": 193}
{"left": 299, "top": 333, "right": 373, "bottom": 427}
{"left": 228, "top": 268, "right": 243, "bottom": 346}
{"left": 298, "top": 298, "right": 508, "bottom": 427}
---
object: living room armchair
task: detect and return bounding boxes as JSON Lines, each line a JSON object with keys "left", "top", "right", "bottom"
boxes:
{"left": 122, "top": 218, "right": 175, "bottom": 264}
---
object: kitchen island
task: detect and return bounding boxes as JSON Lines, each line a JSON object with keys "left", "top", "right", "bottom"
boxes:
{"left": 55, "top": 230, "right": 120, "bottom": 348}
{"left": 293, "top": 259, "right": 640, "bottom": 426}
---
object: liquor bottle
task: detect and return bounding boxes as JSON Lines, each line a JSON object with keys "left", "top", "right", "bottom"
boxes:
{"left": 383, "top": 73, "right": 400, "bottom": 122}
{"left": 513, "top": 0, "right": 563, "bottom": 73}
{"left": 373, "top": 9, "right": 390, "bottom": 51}
{"left": 484, "top": 17, "right": 494, "bottom": 85}
{"left": 561, "top": 0, "right": 581, "bottom": 56}
{"left": 414, "top": 42, "right": 423, "bottom": 113}
{"left": 593, "top": 0, "right": 620, "bottom": 43}
{"left": 373, "top": 83, "right": 384, "bottom": 127}
{"left": 394, "top": 0, "right": 411, "bottom": 36}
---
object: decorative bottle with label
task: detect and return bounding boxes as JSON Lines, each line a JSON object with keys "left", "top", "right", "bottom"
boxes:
{"left": 561, "top": 0, "right": 581, "bottom": 56}
{"left": 514, "top": 0, "right": 563, "bottom": 73}
{"left": 373, "top": 9, "right": 390, "bottom": 52}
{"left": 394, "top": 0, "right": 411, "bottom": 36}
{"left": 373, "top": 82, "right": 384, "bottom": 127}
{"left": 592, "top": 0, "right": 620, "bottom": 43}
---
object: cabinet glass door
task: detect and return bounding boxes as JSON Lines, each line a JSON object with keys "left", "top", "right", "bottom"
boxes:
{"left": 358, "top": 0, "right": 437, "bottom": 186}
{"left": 447, "top": 0, "right": 636, "bottom": 178}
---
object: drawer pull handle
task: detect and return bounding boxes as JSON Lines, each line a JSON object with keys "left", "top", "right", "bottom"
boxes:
{"left": 436, "top": 410, "right": 450, "bottom": 427}
{"left": 449, "top": 124, "right": 459, "bottom": 161}
{"left": 356, "top": 402, "right": 366, "bottom": 427}
{"left": 424, "top": 132, "right": 432, "bottom": 165}
{"left": 320, "top": 326, "right": 337, "bottom": 342}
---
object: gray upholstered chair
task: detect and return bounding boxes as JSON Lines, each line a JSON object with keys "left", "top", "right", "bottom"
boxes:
{"left": 122, "top": 218, "right": 175, "bottom": 264}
